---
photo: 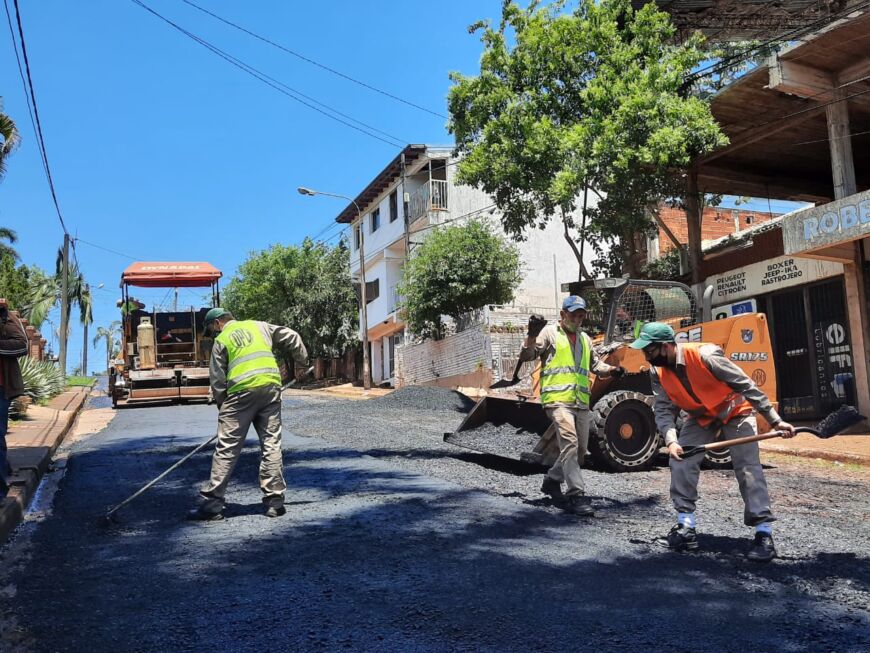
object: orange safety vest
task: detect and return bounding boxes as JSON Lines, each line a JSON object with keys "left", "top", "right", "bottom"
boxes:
{"left": 656, "top": 343, "right": 752, "bottom": 428}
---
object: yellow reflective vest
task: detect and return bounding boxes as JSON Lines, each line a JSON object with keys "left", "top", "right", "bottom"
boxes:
{"left": 540, "top": 327, "right": 592, "bottom": 406}
{"left": 216, "top": 320, "right": 281, "bottom": 395}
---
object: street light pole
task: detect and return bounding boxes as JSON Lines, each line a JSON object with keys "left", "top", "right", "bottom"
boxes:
{"left": 298, "top": 187, "right": 372, "bottom": 389}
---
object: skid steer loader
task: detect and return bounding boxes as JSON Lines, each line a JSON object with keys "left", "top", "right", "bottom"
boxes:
{"left": 445, "top": 279, "right": 778, "bottom": 472}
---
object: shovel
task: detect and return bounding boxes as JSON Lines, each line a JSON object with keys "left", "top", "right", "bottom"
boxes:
{"left": 678, "top": 404, "right": 865, "bottom": 458}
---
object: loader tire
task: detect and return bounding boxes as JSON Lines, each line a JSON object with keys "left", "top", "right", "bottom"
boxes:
{"left": 702, "top": 448, "right": 733, "bottom": 469}
{"left": 590, "top": 391, "right": 660, "bottom": 472}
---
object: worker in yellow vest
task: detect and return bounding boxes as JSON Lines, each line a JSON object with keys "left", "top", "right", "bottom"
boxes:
{"left": 630, "top": 322, "right": 795, "bottom": 562}
{"left": 188, "top": 308, "right": 308, "bottom": 521}
{"left": 519, "top": 296, "right": 624, "bottom": 516}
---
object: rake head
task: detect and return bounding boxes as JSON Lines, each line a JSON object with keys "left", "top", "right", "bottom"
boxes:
{"left": 812, "top": 404, "right": 865, "bottom": 438}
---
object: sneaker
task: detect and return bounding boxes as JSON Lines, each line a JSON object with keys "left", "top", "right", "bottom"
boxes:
{"left": 540, "top": 477, "right": 564, "bottom": 501}
{"left": 746, "top": 532, "right": 777, "bottom": 563}
{"left": 265, "top": 504, "right": 286, "bottom": 518}
{"left": 565, "top": 494, "right": 594, "bottom": 516}
{"left": 660, "top": 523, "right": 699, "bottom": 551}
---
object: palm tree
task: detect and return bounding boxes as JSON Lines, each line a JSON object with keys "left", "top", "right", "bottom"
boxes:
{"left": 93, "top": 320, "right": 121, "bottom": 374}
{"left": 0, "top": 226, "right": 18, "bottom": 261}
{"left": 0, "top": 111, "right": 21, "bottom": 181}
{"left": 21, "top": 245, "right": 92, "bottom": 373}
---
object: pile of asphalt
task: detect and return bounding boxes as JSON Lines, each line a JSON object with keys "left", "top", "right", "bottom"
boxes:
{"left": 447, "top": 422, "right": 543, "bottom": 460}
{"left": 370, "top": 386, "right": 477, "bottom": 413}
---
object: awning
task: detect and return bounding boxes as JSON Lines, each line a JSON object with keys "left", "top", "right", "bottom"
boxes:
{"left": 121, "top": 262, "right": 222, "bottom": 288}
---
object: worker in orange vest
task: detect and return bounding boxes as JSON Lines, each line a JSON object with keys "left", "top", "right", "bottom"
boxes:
{"left": 630, "top": 322, "right": 795, "bottom": 562}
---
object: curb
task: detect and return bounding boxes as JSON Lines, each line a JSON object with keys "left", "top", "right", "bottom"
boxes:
{"left": 0, "top": 387, "right": 91, "bottom": 544}
{"left": 760, "top": 441, "right": 870, "bottom": 467}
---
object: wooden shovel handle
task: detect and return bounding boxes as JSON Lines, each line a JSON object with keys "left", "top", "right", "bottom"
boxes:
{"left": 680, "top": 430, "right": 784, "bottom": 457}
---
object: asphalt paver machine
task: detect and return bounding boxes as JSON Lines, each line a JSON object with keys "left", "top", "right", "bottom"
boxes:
{"left": 110, "top": 262, "right": 222, "bottom": 408}
{"left": 446, "top": 279, "right": 779, "bottom": 471}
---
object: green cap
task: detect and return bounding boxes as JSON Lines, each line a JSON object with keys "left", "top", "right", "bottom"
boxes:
{"left": 629, "top": 322, "right": 676, "bottom": 349}
{"left": 203, "top": 307, "right": 230, "bottom": 329}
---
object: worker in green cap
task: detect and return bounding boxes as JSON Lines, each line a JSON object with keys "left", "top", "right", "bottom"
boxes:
{"left": 188, "top": 308, "right": 309, "bottom": 521}
{"left": 631, "top": 322, "right": 794, "bottom": 562}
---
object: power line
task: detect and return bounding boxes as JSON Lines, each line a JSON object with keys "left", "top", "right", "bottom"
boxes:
{"left": 179, "top": 0, "right": 447, "bottom": 120}
{"left": 129, "top": 0, "right": 406, "bottom": 149}
{"left": 74, "top": 237, "right": 140, "bottom": 261}
{"left": 4, "top": 0, "right": 69, "bottom": 234}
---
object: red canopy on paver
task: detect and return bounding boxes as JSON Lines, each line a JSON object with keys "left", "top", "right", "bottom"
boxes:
{"left": 121, "top": 262, "right": 222, "bottom": 288}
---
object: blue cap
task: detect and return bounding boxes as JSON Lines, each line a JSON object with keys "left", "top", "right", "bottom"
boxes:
{"left": 562, "top": 295, "right": 587, "bottom": 312}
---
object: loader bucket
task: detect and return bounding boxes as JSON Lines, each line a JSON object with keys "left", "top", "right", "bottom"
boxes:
{"left": 444, "top": 396, "right": 557, "bottom": 465}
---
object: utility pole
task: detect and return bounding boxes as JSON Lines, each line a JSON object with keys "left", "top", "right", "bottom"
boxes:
{"left": 59, "top": 233, "right": 70, "bottom": 376}
{"left": 173, "top": 287, "right": 178, "bottom": 312}
{"left": 82, "top": 283, "right": 89, "bottom": 376}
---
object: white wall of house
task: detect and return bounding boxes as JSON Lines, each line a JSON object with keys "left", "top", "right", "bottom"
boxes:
{"left": 342, "top": 146, "right": 603, "bottom": 386}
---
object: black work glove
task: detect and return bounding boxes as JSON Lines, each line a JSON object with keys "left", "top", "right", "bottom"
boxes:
{"left": 610, "top": 366, "right": 626, "bottom": 379}
{"left": 527, "top": 314, "right": 548, "bottom": 337}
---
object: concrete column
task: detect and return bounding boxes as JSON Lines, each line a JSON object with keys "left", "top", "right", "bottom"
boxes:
{"left": 826, "top": 95, "right": 870, "bottom": 415}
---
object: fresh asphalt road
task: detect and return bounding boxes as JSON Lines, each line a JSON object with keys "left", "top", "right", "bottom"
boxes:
{"left": 1, "top": 393, "right": 868, "bottom": 653}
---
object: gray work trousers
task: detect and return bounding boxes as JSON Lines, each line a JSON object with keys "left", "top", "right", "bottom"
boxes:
{"left": 201, "top": 385, "right": 286, "bottom": 505}
{"left": 545, "top": 406, "right": 591, "bottom": 496}
{"left": 670, "top": 413, "right": 775, "bottom": 526}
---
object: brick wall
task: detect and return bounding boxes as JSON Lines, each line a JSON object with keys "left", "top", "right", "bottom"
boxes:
{"left": 395, "top": 325, "right": 491, "bottom": 387}
{"left": 656, "top": 206, "right": 779, "bottom": 256}
{"left": 395, "top": 305, "right": 562, "bottom": 389}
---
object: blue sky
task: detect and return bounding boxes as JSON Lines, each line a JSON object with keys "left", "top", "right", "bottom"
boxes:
{"left": 1, "top": 0, "right": 501, "bottom": 371}
{"left": 1, "top": 0, "right": 808, "bottom": 372}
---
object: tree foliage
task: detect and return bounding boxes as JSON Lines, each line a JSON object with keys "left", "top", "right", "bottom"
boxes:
{"left": 399, "top": 219, "right": 522, "bottom": 340}
{"left": 448, "top": 0, "right": 728, "bottom": 276}
{"left": 0, "top": 253, "right": 49, "bottom": 313}
{"left": 223, "top": 239, "right": 358, "bottom": 358}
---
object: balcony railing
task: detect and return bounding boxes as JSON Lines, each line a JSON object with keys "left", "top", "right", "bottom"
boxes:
{"left": 408, "top": 179, "right": 448, "bottom": 223}
{"left": 388, "top": 286, "right": 402, "bottom": 314}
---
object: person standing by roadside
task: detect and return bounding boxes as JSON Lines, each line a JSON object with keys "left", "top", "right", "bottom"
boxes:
{"left": 519, "top": 296, "right": 624, "bottom": 516}
{"left": 0, "top": 299, "right": 28, "bottom": 499}
{"left": 630, "top": 322, "right": 795, "bottom": 562}
{"left": 188, "top": 308, "right": 308, "bottom": 521}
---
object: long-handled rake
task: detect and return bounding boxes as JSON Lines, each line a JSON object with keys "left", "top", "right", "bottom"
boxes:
{"left": 679, "top": 404, "right": 865, "bottom": 458}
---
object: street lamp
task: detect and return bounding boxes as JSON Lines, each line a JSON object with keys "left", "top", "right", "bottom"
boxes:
{"left": 297, "top": 186, "right": 372, "bottom": 389}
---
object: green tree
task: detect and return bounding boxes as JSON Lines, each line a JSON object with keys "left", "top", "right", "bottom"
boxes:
{"left": 0, "top": 227, "right": 18, "bottom": 261}
{"left": 398, "top": 219, "right": 522, "bottom": 340}
{"left": 223, "top": 239, "right": 358, "bottom": 358}
{"left": 22, "top": 247, "right": 91, "bottom": 335}
{"left": 448, "top": 0, "right": 727, "bottom": 278}
{"left": 0, "top": 110, "right": 21, "bottom": 180}
{"left": 0, "top": 253, "right": 49, "bottom": 309}
{"left": 93, "top": 320, "right": 121, "bottom": 374}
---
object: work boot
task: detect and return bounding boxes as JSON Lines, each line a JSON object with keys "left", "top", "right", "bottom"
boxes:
{"left": 540, "top": 477, "right": 564, "bottom": 501}
{"left": 746, "top": 532, "right": 777, "bottom": 563}
{"left": 660, "top": 523, "right": 699, "bottom": 551}
{"left": 565, "top": 494, "right": 594, "bottom": 516}
{"left": 187, "top": 497, "right": 224, "bottom": 521}
{"left": 264, "top": 497, "right": 286, "bottom": 518}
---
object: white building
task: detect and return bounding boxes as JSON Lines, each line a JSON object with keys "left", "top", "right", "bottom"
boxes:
{"left": 333, "top": 144, "right": 594, "bottom": 386}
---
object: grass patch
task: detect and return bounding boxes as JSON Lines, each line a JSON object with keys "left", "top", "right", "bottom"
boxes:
{"left": 66, "top": 376, "right": 96, "bottom": 388}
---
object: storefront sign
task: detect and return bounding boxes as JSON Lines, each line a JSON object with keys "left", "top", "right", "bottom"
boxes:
{"left": 705, "top": 255, "right": 843, "bottom": 304}
{"left": 782, "top": 188, "right": 870, "bottom": 255}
